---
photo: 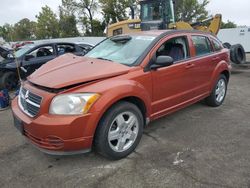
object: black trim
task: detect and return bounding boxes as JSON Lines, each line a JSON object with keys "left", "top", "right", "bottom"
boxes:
{"left": 28, "top": 81, "right": 63, "bottom": 93}
{"left": 28, "top": 74, "right": 120, "bottom": 93}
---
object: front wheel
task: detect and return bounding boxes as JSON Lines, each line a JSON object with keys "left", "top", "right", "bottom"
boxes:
{"left": 206, "top": 74, "right": 228, "bottom": 107}
{"left": 94, "top": 101, "right": 144, "bottom": 160}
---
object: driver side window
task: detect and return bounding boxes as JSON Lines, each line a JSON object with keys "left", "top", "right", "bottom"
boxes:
{"left": 156, "top": 36, "right": 190, "bottom": 63}
{"left": 26, "top": 45, "right": 54, "bottom": 60}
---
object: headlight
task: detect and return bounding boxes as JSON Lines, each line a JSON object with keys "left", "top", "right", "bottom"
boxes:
{"left": 49, "top": 93, "right": 100, "bottom": 115}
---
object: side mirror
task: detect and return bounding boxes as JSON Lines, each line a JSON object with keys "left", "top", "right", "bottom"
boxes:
{"left": 24, "top": 54, "right": 34, "bottom": 61}
{"left": 151, "top": 56, "right": 174, "bottom": 70}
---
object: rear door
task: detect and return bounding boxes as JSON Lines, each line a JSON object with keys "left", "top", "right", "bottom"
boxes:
{"left": 189, "top": 35, "right": 218, "bottom": 95}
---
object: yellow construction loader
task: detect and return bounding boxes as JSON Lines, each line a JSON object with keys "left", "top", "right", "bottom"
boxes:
{"left": 107, "top": 0, "right": 221, "bottom": 36}
{"left": 107, "top": 0, "right": 245, "bottom": 64}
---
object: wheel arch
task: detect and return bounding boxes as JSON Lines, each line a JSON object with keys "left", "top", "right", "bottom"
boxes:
{"left": 209, "top": 61, "right": 231, "bottom": 91}
{"left": 85, "top": 78, "right": 152, "bottom": 141}
{"left": 220, "top": 70, "right": 230, "bottom": 82}
{"left": 114, "top": 96, "right": 147, "bottom": 126}
{"left": 91, "top": 95, "right": 149, "bottom": 150}
{"left": 95, "top": 95, "right": 149, "bottom": 129}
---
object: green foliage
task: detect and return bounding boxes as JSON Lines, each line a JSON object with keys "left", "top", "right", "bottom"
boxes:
{"left": 99, "top": 0, "right": 130, "bottom": 24}
{"left": 88, "top": 19, "right": 105, "bottom": 36}
{"left": 0, "top": 24, "right": 14, "bottom": 42}
{"left": 59, "top": 5, "right": 79, "bottom": 37}
{"left": 13, "top": 19, "right": 37, "bottom": 41}
{"left": 174, "top": 0, "right": 209, "bottom": 22}
{"left": 221, "top": 20, "right": 237, "bottom": 29}
{"left": 62, "top": 0, "right": 98, "bottom": 35}
{"left": 1, "top": 0, "right": 236, "bottom": 41}
{"left": 36, "top": 6, "right": 60, "bottom": 39}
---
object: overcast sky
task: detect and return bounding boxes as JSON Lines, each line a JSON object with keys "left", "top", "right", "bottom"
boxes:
{"left": 0, "top": 0, "right": 249, "bottom": 26}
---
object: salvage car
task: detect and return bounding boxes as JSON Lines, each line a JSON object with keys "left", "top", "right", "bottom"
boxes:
{"left": 12, "top": 30, "right": 231, "bottom": 159}
{"left": 12, "top": 41, "right": 34, "bottom": 51}
{"left": 0, "top": 46, "right": 13, "bottom": 60}
{"left": 0, "top": 42, "right": 86, "bottom": 90}
{"left": 75, "top": 42, "right": 94, "bottom": 54}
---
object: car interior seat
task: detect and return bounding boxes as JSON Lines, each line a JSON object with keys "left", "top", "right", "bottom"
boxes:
{"left": 37, "top": 48, "right": 52, "bottom": 57}
{"left": 168, "top": 43, "right": 185, "bottom": 62}
{"left": 65, "top": 46, "right": 75, "bottom": 53}
{"left": 37, "top": 49, "right": 45, "bottom": 57}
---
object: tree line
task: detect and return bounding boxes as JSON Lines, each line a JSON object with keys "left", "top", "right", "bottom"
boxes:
{"left": 0, "top": 0, "right": 237, "bottom": 42}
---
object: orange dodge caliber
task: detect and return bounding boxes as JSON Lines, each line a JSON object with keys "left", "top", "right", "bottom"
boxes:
{"left": 12, "top": 30, "right": 231, "bottom": 159}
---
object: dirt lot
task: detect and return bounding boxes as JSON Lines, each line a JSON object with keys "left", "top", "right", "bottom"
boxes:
{"left": 1, "top": 65, "right": 250, "bottom": 188}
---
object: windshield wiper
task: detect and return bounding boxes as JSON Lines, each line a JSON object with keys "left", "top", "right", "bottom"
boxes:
{"left": 96, "top": 57, "right": 113, "bottom": 62}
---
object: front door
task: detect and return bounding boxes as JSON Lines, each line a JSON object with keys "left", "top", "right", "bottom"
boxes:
{"left": 150, "top": 35, "right": 198, "bottom": 118}
{"left": 22, "top": 44, "right": 56, "bottom": 77}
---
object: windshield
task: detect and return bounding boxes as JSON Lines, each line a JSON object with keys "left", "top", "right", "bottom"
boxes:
{"left": 85, "top": 35, "right": 156, "bottom": 65}
{"left": 141, "top": 1, "right": 174, "bottom": 23}
{"left": 14, "top": 46, "right": 33, "bottom": 58}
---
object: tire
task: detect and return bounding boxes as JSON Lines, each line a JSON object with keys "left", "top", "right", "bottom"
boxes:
{"left": 0, "top": 72, "right": 18, "bottom": 90}
{"left": 230, "top": 44, "right": 246, "bottom": 64}
{"left": 206, "top": 74, "right": 228, "bottom": 107}
{"left": 230, "top": 45, "right": 237, "bottom": 63}
{"left": 223, "top": 42, "right": 231, "bottom": 49}
{"left": 94, "top": 101, "right": 144, "bottom": 160}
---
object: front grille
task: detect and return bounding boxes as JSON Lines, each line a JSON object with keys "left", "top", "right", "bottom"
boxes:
{"left": 18, "top": 87, "right": 42, "bottom": 117}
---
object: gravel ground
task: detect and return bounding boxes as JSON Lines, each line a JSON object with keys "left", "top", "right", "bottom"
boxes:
{"left": 0, "top": 65, "right": 250, "bottom": 188}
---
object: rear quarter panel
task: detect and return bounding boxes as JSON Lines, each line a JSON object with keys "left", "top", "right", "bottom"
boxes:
{"left": 209, "top": 49, "right": 231, "bottom": 91}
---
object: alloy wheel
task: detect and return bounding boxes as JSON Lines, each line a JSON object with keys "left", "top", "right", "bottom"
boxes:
{"left": 215, "top": 79, "right": 226, "bottom": 103}
{"left": 108, "top": 111, "right": 139, "bottom": 153}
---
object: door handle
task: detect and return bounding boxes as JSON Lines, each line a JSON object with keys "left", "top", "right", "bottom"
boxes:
{"left": 185, "top": 63, "right": 195, "bottom": 69}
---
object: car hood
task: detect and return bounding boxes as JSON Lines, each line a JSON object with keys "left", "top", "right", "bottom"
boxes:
{"left": 29, "top": 54, "right": 131, "bottom": 89}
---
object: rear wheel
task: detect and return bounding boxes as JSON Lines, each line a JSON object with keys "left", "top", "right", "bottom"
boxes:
{"left": 94, "top": 101, "right": 144, "bottom": 160}
{"left": 206, "top": 74, "right": 228, "bottom": 107}
{"left": 0, "top": 72, "right": 18, "bottom": 90}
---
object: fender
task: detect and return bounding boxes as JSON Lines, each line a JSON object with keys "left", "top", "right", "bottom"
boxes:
{"left": 82, "top": 78, "right": 152, "bottom": 135}
{"left": 209, "top": 60, "right": 231, "bottom": 91}
{"left": 91, "top": 79, "right": 151, "bottom": 115}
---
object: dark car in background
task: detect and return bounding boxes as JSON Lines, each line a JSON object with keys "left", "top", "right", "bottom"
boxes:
{"left": 76, "top": 42, "right": 94, "bottom": 53}
{"left": 12, "top": 41, "right": 34, "bottom": 51}
{"left": 0, "top": 46, "right": 13, "bottom": 60}
{"left": 0, "top": 42, "right": 87, "bottom": 90}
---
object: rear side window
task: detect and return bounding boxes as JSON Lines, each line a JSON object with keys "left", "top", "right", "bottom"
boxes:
{"left": 211, "top": 38, "right": 223, "bottom": 51}
{"left": 191, "top": 36, "right": 212, "bottom": 56}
